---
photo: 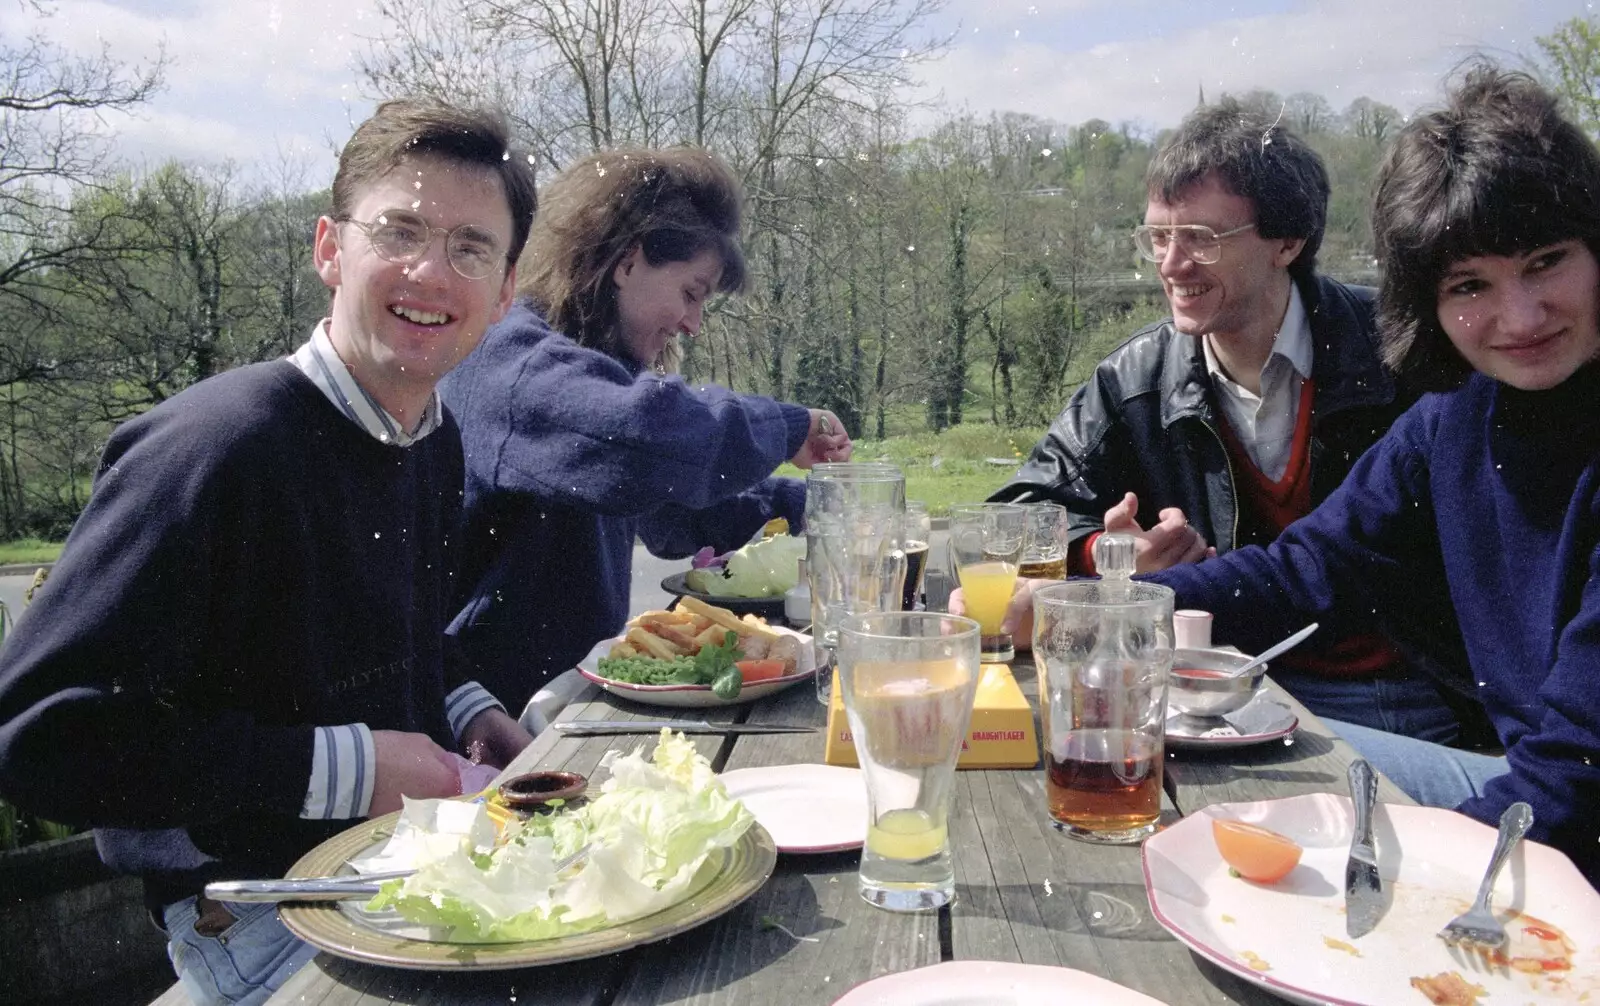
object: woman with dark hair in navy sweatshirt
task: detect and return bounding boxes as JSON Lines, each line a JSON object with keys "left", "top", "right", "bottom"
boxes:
{"left": 440, "top": 148, "right": 852, "bottom": 713}
{"left": 1145, "top": 66, "right": 1600, "bottom": 887}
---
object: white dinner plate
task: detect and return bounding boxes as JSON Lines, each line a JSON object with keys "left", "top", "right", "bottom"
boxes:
{"left": 1143, "top": 793, "right": 1600, "bottom": 1005}
{"left": 719, "top": 764, "right": 867, "bottom": 853}
{"left": 830, "top": 960, "right": 1166, "bottom": 1004}
{"left": 1164, "top": 691, "right": 1298, "bottom": 750}
{"left": 578, "top": 626, "right": 816, "bottom": 708}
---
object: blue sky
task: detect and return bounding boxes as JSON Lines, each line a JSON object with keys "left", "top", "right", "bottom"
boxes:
{"left": 4, "top": 0, "right": 1592, "bottom": 188}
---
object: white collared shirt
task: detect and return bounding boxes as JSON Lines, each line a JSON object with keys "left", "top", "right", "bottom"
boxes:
{"left": 285, "top": 322, "right": 503, "bottom": 821}
{"left": 1202, "top": 284, "right": 1312, "bottom": 481}
{"left": 288, "top": 320, "right": 442, "bottom": 446}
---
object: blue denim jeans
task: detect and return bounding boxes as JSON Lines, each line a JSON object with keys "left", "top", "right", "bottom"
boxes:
{"left": 164, "top": 896, "right": 319, "bottom": 1006}
{"left": 1269, "top": 670, "right": 1463, "bottom": 745}
{"left": 1321, "top": 718, "right": 1510, "bottom": 808}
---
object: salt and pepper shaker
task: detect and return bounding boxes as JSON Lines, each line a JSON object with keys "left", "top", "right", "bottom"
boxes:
{"left": 1173, "top": 610, "right": 1213, "bottom": 649}
{"left": 785, "top": 557, "right": 812, "bottom": 626}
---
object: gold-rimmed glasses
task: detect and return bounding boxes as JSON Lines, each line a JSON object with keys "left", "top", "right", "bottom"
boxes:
{"left": 337, "top": 209, "right": 506, "bottom": 280}
{"left": 1132, "top": 222, "right": 1257, "bottom": 265}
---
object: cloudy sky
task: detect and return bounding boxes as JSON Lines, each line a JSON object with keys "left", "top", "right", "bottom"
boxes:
{"left": 4, "top": 0, "right": 1591, "bottom": 187}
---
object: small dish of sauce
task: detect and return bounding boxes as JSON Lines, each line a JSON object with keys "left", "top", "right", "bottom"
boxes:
{"left": 497, "top": 770, "right": 588, "bottom": 810}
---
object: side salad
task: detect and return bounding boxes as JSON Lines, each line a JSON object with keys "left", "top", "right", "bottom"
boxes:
{"left": 599, "top": 630, "right": 746, "bottom": 698}
{"left": 359, "top": 730, "right": 754, "bottom": 943}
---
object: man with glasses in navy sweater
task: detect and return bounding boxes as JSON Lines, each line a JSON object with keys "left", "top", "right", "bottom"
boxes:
{"left": 0, "top": 98, "right": 537, "bottom": 1005}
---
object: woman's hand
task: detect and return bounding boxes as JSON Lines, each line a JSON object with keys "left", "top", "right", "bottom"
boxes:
{"left": 792, "top": 409, "right": 853, "bottom": 468}
{"left": 460, "top": 708, "right": 535, "bottom": 769}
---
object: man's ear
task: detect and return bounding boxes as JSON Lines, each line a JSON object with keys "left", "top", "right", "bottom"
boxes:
{"left": 1273, "top": 236, "right": 1307, "bottom": 270}
{"left": 313, "top": 216, "right": 341, "bottom": 290}
{"left": 492, "top": 262, "right": 518, "bottom": 325}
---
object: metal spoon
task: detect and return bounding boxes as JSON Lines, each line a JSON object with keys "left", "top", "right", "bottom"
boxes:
{"left": 1223, "top": 622, "right": 1320, "bottom": 677}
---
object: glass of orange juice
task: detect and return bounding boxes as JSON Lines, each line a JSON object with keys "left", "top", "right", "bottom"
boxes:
{"left": 947, "top": 503, "right": 1028, "bottom": 662}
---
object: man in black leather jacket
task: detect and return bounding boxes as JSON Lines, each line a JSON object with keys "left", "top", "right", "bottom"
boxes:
{"left": 991, "top": 99, "right": 1477, "bottom": 745}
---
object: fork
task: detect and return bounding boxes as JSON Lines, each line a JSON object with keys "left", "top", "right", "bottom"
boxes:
{"left": 1437, "top": 802, "right": 1533, "bottom": 952}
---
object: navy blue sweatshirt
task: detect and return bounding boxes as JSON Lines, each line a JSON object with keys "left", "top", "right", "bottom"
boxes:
{"left": 1150, "top": 364, "right": 1600, "bottom": 886}
{"left": 0, "top": 362, "right": 469, "bottom": 904}
{"left": 441, "top": 302, "right": 810, "bottom": 710}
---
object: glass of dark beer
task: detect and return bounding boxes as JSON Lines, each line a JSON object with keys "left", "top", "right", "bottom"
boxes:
{"left": 900, "top": 500, "right": 930, "bottom": 611}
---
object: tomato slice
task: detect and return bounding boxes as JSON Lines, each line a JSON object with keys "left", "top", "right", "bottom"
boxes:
{"left": 736, "top": 659, "right": 789, "bottom": 682}
{"left": 1211, "top": 818, "right": 1303, "bottom": 884}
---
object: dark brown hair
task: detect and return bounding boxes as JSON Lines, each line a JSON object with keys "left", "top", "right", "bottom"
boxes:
{"left": 1372, "top": 62, "right": 1600, "bottom": 389}
{"left": 516, "top": 147, "right": 746, "bottom": 364}
{"left": 332, "top": 97, "right": 538, "bottom": 266}
{"left": 1147, "top": 97, "right": 1330, "bottom": 282}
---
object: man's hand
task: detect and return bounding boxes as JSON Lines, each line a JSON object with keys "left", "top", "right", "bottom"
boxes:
{"left": 949, "top": 577, "right": 1060, "bottom": 653}
{"left": 1103, "top": 492, "right": 1214, "bottom": 573}
{"left": 460, "top": 707, "right": 534, "bottom": 770}
{"left": 369, "top": 730, "right": 463, "bottom": 817}
{"left": 791, "top": 409, "right": 853, "bottom": 468}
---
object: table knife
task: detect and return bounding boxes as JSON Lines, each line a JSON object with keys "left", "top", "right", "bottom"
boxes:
{"left": 1344, "top": 758, "right": 1383, "bottom": 938}
{"left": 552, "top": 720, "right": 816, "bottom": 736}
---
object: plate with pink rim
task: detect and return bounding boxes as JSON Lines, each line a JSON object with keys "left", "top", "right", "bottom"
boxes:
{"left": 1142, "top": 793, "right": 1600, "bottom": 1006}
{"left": 829, "top": 960, "right": 1167, "bottom": 1004}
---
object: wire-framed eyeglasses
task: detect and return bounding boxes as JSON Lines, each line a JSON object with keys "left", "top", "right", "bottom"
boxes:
{"left": 337, "top": 209, "right": 506, "bottom": 280}
{"left": 1132, "top": 222, "right": 1257, "bottom": 265}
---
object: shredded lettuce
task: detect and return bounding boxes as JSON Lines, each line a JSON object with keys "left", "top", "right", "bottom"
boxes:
{"left": 364, "top": 730, "right": 753, "bottom": 943}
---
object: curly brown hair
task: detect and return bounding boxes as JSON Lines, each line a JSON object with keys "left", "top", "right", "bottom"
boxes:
{"left": 516, "top": 147, "right": 746, "bottom": 367}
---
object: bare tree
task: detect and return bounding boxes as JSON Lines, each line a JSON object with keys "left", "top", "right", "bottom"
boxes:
{"left": 1, "top": 17, "right": 165, "bottom": 308}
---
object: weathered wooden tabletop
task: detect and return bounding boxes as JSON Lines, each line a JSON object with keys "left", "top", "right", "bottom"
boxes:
{"left": 247, "top": 663, "right": 1411, "bottom": 1006}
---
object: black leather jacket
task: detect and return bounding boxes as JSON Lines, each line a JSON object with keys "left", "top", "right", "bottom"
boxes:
{"left": 992, "top": 274, "right": 1412, "bottom": 558}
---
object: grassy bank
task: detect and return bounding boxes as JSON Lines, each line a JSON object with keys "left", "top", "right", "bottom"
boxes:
{"left": 780, "top": 422, "right": 1047, "bottom": 514}
{"left": 0, "top": 538, "right": 62, "bottom": 566}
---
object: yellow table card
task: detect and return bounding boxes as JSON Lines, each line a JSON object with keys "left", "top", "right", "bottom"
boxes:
{"left": 824, "top": 662, "right": 1040, "bottom": 769}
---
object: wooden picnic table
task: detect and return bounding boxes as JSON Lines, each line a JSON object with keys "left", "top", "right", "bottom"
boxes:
{"left": 176, "top": 657, "right": 1412, "bottom": 1006}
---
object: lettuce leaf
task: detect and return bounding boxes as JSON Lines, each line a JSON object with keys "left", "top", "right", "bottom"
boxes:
{"left": 367, "top": 730, "right": 753, "bottom": 943}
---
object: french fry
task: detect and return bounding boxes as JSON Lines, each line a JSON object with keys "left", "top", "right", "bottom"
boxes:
{"left": 644, "top": 620, "right": 701, "bottom": 651}
{"left": 676, "top": 596, "right": 781, "bottom": 641}
{"left": 625, "top": 626, "right": 683, "bottom": 660}
{"left": 608, "top": 640, "right": 639, "bottom": 658}
{"left": 691, "top": 623, "right": 726, "bottom": 651}
{"left": 627, "top": 609, "right": 693, "bottom": 628}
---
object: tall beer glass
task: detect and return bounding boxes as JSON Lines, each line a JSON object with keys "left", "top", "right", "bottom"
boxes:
{"left": 838, "top": 611, "right": 980, "bottom": 912}
{"left": 805, "top": 464, "right": 906, "bottom": 703}
{"left": 947, "top": 503, "right": 1028, "bottom": 662}
{"left": 1033, "top": 577, "right": 1174, "bottom": 844}
{"left": 1019, "top": 501, "right": 1069, "bottom": 580}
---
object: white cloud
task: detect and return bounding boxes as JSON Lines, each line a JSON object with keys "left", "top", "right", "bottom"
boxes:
{"left": 912, "top": 0, "right": 1589, "bottom": 129}
{"left": 4, "top": 0, "right": 1594, "bottom": 170}
{"left": 3, "top": 0, "right": 380, "bottom": 172}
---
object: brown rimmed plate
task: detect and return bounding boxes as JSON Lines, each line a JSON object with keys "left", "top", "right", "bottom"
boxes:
{"left": 279, "top": 812, "right": 777, "bottom": 971}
